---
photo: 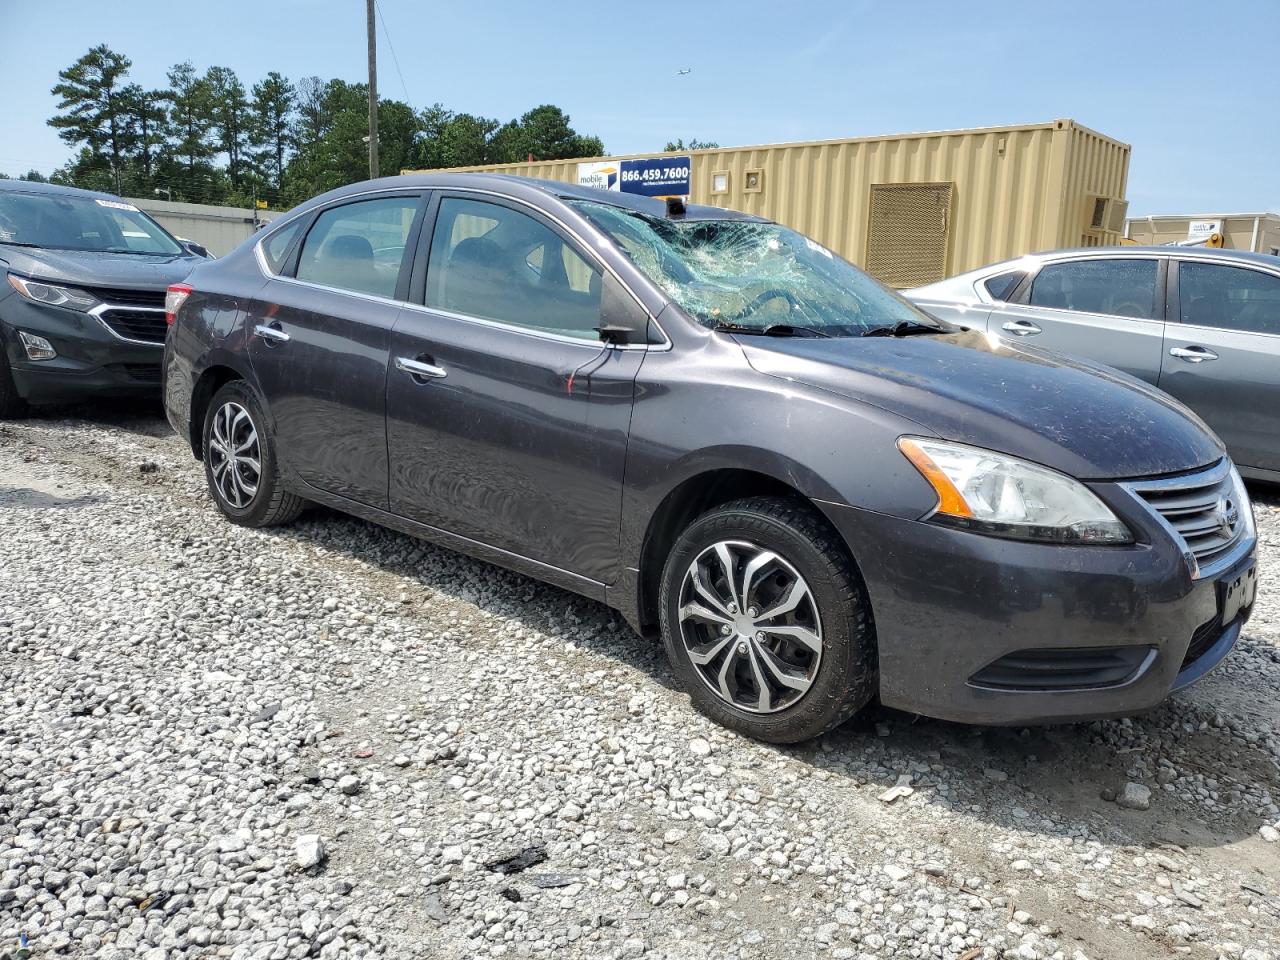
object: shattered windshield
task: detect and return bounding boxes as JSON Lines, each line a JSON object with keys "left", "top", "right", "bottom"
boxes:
{"left": 570, "top": 200, "right": 942, "bottom": 336}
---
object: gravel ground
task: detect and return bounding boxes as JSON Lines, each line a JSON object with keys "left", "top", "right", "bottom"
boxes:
{"left": 1, "top": 402, "right": 1279, "bottom": 960}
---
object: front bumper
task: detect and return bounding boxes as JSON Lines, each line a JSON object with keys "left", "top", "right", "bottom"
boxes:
{"left": 818, "top": 492, "right": 1256, "bottom": 725}
{"left": 2, "top": 297, "right": 163, "bottom": 403}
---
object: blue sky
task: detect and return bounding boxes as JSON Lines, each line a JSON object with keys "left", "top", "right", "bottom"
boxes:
{"left": 2, "top": 0, "right": 1276, "bottom": 215}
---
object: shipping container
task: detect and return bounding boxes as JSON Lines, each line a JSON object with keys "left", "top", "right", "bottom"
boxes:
{"left": 403, "top": 119, "right": 1130, "bottom": 287}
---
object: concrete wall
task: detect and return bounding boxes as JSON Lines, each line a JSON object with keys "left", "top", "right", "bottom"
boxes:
{"left": 126, "top": 198, "right": 279, "bottom": 257}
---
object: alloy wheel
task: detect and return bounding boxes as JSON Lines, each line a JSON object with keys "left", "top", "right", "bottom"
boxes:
{"left": 677, "top": 539, "right": 823, "bottom": 713}
{"left": 207, "top": 401, "right": 261, "bottom": 509}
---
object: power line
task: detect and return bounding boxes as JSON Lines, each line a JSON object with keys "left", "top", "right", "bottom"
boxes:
{"left": 373, "top": 0, "right": 409, "bottom": 104}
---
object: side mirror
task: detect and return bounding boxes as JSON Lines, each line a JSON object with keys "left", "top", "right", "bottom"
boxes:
{"left": 597, "top": 272, "right": 653, "bottom": 346}
{"left": 181, "top": 239, "right": 212, "bottom": 259}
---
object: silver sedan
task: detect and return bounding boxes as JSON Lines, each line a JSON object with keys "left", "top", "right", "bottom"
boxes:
{"left": 908, "top": 247, "right": 1280, "bottom": 483}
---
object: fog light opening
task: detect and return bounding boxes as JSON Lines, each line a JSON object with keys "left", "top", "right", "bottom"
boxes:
{"left": 18, "top": 331, "right": 57, "bottom": 361}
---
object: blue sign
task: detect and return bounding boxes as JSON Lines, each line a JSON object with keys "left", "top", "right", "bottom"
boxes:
{"left": 618, "top": 156, "right": 691, "bottom": 198}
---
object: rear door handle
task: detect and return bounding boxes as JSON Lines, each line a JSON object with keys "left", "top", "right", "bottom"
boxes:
{"left": 254, "top": 323, "right": 290, "bottom": 343}
{"left": 1001, "top": 319, "right": 1042, "bottom": 336}
{"left": 1169, "top": 345, "right": 1218, "bottom": 363}
{"left": 395, "top": 356, "right": 448, "bottom": 380}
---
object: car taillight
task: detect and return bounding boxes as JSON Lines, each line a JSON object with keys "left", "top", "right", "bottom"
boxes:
{"left": 165, "top": 283, "right": 193, "bottom": 326}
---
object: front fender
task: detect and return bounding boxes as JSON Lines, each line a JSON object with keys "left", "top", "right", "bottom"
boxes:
{"left": 620, "top": 336, "right": 940, "bottom": 568}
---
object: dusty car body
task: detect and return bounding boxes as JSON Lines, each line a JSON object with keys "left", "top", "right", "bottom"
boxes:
{"left": 908, "top": 247, "right": 1280, "bottom": 483}
{"left": 163, "top": 174, "right": 1256, "bottom": 741}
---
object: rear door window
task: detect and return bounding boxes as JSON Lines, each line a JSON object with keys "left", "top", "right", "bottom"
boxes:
{"left": 1178, "top": 261, "right": 1280, "bottom": 335}
{"left": 261, "top": 218, "right": 306, "bottom": 274}
{"left": 983, "top": 270, "right": 1025, "bottom": 301}
{"left": 295, "top": 196, "right": 420, "bottom": 298}
{"left": 1028, "top": 259, "right": 1159, "bottom": 319}
{"left": 424, "top": 197, "right": 602, "bottom": 340}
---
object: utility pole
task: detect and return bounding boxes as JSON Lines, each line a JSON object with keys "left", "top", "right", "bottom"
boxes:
{"left": 366, "top": 0, "right": 379, "bottom": 179}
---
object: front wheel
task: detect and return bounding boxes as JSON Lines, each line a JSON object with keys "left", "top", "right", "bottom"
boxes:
{"left": 659, "top": 497, "right": 876, "bottom": 743}
{"left": 202, "top": 380, "right": 304, "bottom": 527}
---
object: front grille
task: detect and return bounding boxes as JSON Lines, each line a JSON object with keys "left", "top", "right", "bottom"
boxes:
{"left": 98, "top": 308, "right": 167, "bottom": 344}
{"left": 969, "top": 645, "right": 1153, "bottom": 691}
{"left": 83, "top": 286, "right": 166, "bottom": 309}
{"left": 1127, "top": 461, "right": 1244, "bottom": 574}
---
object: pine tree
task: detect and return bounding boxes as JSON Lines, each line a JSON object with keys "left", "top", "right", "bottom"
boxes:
{"left": 249, "top": 72, "right": 295, "bottom": 197}
{"left": 164, "top": 62, "right": 217, "bottom": 200}
{"left": 48, "top": 45, "right": 133, "bottom": 193}
{"left": 205, "top": 66, "right": 250, "bottom": 190}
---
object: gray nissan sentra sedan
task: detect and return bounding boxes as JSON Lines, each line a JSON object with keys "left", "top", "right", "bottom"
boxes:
{"left": 162, "top": 174, "right": 1258, "bottom": 743}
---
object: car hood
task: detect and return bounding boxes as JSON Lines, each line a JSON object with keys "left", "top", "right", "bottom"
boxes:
{"left": 739, "top": 329, "right": 1224, "bottom": 481}
{"left": 0, "top": 246, "right": 199, "bottom": 290}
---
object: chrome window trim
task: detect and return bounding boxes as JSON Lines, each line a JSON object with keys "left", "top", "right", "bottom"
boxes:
{"left": 87, "top": 302, "right": 166, "bottom": 347}
{"left": 1120, "top": 458, "right": 1255, "bottom": 580}
{"left": 400, "top": 301, "right": 661, "bottom": 352}
{"left": 1008, "top": 302, "right": 1166, "bottom": 326}
{"left": 251, "top": 184, "right": 672, "bottom": 352}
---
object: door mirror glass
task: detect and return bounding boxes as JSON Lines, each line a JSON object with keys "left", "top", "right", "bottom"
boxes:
{"left": 1029, "top": 259, "right": 1158, "bottom": 319}
{"left": 1178, "top": 262, "right": 1280, "bottom": 335}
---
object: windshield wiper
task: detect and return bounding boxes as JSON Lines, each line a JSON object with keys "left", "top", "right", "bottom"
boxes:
{"left": 0, "top": 239, "right": 41, "bottom": 248}
{"left": 861, "top": 320, "right": 942, "bottom": 338}
{"left": 715, "top": 322, "right": 831, "bottom": 339}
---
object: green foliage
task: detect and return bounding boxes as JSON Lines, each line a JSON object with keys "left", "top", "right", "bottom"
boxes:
{"left": 40, "top": 45, "right": 608, "bottom": 210}
{"left": 664, "top": 138, "right": 720, "bottom": 152}
{"left": 48, "top": 44, "right": 134, "bottom": 192}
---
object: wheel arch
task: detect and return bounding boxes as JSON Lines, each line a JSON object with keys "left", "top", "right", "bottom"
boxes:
{"left": 189, "top": 362, "right": 252, "bottom": 458}
{"left": 634, "top": 467, "right": 853, "bottom": 633}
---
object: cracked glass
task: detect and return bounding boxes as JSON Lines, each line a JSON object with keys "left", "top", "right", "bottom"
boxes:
{"left": 570, "top": 200, "right": 938, "bottom": 336}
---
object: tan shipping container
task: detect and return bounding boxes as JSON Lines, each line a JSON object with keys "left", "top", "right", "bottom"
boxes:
{"left": 404, "top": 118, "right": 1130, "bottom": 287}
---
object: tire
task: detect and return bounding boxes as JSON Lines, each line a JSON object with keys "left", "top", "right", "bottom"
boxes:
{"left": 659, "top": 496, "right": 876, "bottom": 743}
{"left": 0, "top": 347, "right": 29, "bottom": 419}
{"left": 201, "top": 380, "right": 304, "bottom": 528}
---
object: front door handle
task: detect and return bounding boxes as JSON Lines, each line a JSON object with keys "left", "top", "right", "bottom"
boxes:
{"left": 1001, "top": 319, "right": 1042, "bottom": 336}
{"left": 1169, "top": 345, "right": 1218, "bottom": 363}
{"left": 254, "top": 323, "right": 290, "bottom": 344}
{"left": 395, "top": 356, "right": 448, "bottom": 380}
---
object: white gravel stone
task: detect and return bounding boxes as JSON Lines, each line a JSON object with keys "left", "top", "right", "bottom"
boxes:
{"left": 3, "top": 408, "right": 1279, "bottom": 960}
{"left": 296, "top": 834, "right": 327, "bottom": 869}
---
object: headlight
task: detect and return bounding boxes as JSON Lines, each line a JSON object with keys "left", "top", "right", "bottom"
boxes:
{"left": 7, "top": 275, "right": 100, "bottom": 312}
{"left": 898, "top": 436, "right": 1132, "bottom": 544}
{"left": 1229, "top": 465, "right": 1256, "bottom": 541}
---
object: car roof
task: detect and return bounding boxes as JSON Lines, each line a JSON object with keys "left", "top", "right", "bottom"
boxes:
{"left": 309, "top": 171, "right": 769, "bottom": 223}
{"left": 1026, "top": 245, "right": 1280, "bottom": 268}
{"left": 0, "top": 178, "right": 123, "bottom": 201}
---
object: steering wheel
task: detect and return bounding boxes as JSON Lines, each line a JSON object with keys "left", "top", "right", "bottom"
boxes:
{"left": 727, "top": 287, "right": 802, "bottom": 321}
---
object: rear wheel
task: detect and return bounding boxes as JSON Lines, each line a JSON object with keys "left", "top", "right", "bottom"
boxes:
{"left": 659, "top": 497, "right": 876, "bottom": 743}
{"left": 0, "top": 347, "right": 29, "bottom": 419}
{"left": 202, "top": 380, "right": 304, "bottom": 527}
